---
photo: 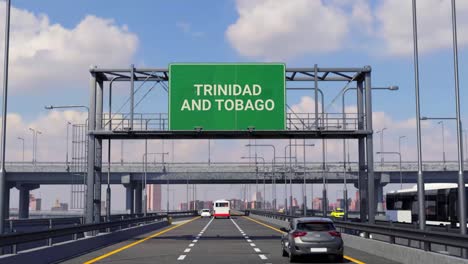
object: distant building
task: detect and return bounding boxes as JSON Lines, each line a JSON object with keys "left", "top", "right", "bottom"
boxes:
{"left": 29, "top": 194, "right": 41, "bottom": 211}
{"left": 51, "top": 199, "right": 68, "bottom": 211}
{"left": 148, "top": 184, "right": 162, "bottom": 211}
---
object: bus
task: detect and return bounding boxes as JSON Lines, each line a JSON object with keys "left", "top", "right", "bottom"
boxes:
{"left": 386, "top": 183, "right": 468, "bottom": 227}
{"left": 213, "top": 200, "right": 230, "bottom": 219}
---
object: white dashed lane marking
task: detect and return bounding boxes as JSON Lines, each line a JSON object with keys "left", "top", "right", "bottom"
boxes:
{"left": 230, "top": 218, "right": 269, "bottom": 261}
{"left": 177, "top": 217, "right": 214, "bottom": 261}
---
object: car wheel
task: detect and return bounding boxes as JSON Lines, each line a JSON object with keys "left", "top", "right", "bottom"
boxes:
{"left": 282, "top": 245, "right": 288, "bottom": 257}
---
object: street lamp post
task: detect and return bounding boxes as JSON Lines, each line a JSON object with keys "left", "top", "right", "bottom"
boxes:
{"left": 241, "top": 156, "right": 266, "bottom": 209}
{"left": 284, "top": 144, "right": 314, "bottom": 216}
{"left": 17, "top": 137, "right": 24, "bottom": 165}
{"left": 66, "top": 121, "right": 71, "bottom": 172}
{"left": 412, "top": 0, "right": 426, "bottom": 232}
{"left": 342, "top": 86, "right": 398, "bottom": 220}
{"left": 28, "top": 128, "right": 41, "bottom": 165}
{"left": 28, "top": 128, "right": 35, "bottom": 165}
{"left": 375, "top": 128, "right": 387, "bottom": 167}
{"left": 450, "top": 0, "right": 467, "bottom": 242}
{"left": 143, "top": 152, "right": 169, "bottom": 214}
{"left": 274, "top": 156, "right": 296, "bottom": 212}
{"left": 245, "top": 144, "right": 276, "bottom": 210}
{"left": 437, "top": 121, "right": 447, "bottom": 169}
{"left": 0, "top": 0, "right": 11, "bottom": 234}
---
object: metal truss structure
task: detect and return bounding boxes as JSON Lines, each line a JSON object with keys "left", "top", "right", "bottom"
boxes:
{"left": 86, "top": 65, "right": 375, "bottom": 225}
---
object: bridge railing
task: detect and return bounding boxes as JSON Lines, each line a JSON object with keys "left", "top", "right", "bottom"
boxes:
{"left": 0, "top": 210, "right": 197, "bottom": 255}
{"left": 101, "top": 112, "right": 361, "bottom": 131}
{"left": 4, "top": 160, "right": 463, "bottom": 173}
{"left": 248, "top": 210, "right": 468, "bottom": 259}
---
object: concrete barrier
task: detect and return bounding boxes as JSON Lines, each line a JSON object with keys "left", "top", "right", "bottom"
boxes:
{"left": 249, "top": 213, "right": 468, "bottom": 264}
{"left": 0, "top": 220, "right": 170, "bottom": 264}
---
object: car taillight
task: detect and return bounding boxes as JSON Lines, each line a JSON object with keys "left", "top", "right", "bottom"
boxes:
{"left": 329, "top": 231, "right": 341, "bottom": 238}
{"left": 292, "top": 231, "right": 307, "bottom": 238}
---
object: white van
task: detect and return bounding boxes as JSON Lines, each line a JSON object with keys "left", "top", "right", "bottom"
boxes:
{"left": 213, "top": 200, "right": 230, "bottom": 219}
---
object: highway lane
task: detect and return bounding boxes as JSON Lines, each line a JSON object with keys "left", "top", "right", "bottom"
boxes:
{"left": 63, "top": 216, "right": 401, "bottom": 264}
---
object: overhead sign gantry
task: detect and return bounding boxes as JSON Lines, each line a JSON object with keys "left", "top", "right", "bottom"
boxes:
{"left": 86, "top": 64, "right": 376, "bottom": 229}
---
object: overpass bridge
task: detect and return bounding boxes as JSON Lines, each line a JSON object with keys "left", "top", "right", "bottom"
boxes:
{"left": 4, "top": 160, "right": 467, "bottom": 221}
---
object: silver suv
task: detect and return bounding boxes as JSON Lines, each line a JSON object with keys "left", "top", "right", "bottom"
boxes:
{"left": 280, "top": 217, "right": 343, "bottom": 262}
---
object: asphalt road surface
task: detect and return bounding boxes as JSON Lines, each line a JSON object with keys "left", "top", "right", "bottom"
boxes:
{"left": 63, "top": 216, "right": 401, "bottom": 264}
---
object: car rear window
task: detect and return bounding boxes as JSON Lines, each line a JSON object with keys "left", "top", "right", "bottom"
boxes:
{"left": 296, "top": 222, "right": 335, "bottom": 231}
{"left": 202, "top": 209, "right": 210, "bottom": 212}
{"left": 215, "top": 202, "right": 229, "bottom": 207}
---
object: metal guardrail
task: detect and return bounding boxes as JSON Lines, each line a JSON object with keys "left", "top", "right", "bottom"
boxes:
{"left": 248, "top": 210, "right": 468, "bottom": 258}
{"left": 0, "top": 210, "right": 197, "bottom": 255}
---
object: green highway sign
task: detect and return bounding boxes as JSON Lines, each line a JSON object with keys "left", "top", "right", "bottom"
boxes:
{"left": 169, "top": 63, "right": 285, "bottom": 131}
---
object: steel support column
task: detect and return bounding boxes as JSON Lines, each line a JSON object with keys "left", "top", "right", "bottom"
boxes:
{"left": 86, "top": 69, "right": 97, "bottom": 225}
{"left": 94, "top": 80, "right": 103, "bottom": 223}
{"left": 364, "top": 67, "right": 375, "bottom": 224}
{"left": 125, "top": 183, "right": 135, "bottom": 214}
{"left": 135, "top": 182, "right": 143, "bottom": 214}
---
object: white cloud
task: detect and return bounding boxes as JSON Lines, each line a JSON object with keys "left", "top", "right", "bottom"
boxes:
{"left": 226, "top": 0, "right": 365, "bottom": 60}
{"left": 176, "top": 21, "right": 204, "bottom": 37}
{"left": 226, "top": 0, "right": 468, "bottom": 58}
{"left": 0, "top": 3, "right": 138, "bottom": 92}
{"left": 375, "top": 0, "right": 468, "bottom": 56}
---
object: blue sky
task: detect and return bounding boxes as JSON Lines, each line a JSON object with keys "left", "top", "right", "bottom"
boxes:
{"left": 3, "top": 0, "right": 468, "bottom": 210}
{"left": 6, "top": 0, "right": 467, "bottom": 122}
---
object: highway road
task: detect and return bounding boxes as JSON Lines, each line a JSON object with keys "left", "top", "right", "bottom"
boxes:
{"left": 63, "top": 216, "right": 400, "bottom": 264}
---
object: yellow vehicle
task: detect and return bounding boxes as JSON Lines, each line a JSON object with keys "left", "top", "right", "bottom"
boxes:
{"left": 331, "top": 208, "right": 344, "bottom": 218}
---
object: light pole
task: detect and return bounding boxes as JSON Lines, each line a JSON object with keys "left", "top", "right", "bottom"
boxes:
{"left": 284, "top": 143, "right": 314, "bottom": 215}
{"left": 28, "top": 128, "right": 41, "bottom": 165}
{"left": 143, "top": 152, "right": 169, "bottom": 214}
{"left": 241, "top": 156, "right": 265, "bottom": 209}
{"left": 450, "top": 0, "right": 466, "bottom": 241}
{"left": 377, "top": 152, "right": 403, "bottom": 189}
{"left": 66, "top": 121, "right": 71, "bottom": 172}
{"left": 245, "top": 144, "right": 276, "bottom": 210}
{"left": 375, "top": 127, "right": 387, "bottom": 167}
{"left": 398, "top": 136, "right": 406, "bottom": 157}
{"left": 0, "top": 0, "right": 11, "bottom": 234}
{"left": 342, "top": 85, "right": 398, "bottom": 220}
{"left": 421, "top": 117, "right": 456, "bottom": 169}
{"left": 28, "top": 128, "right": 35, "bottom": 164}
{"left": 274, "top": 156, "right": 297, "bottom": 212}
{"left": 17, "top": 137, "right": 24, "bottom": 164}
{"left": 35, "top": 131, "right": 42, "bottom": 163}
{"left": 412, "top": 0, "right": 426, "bottom": 232}
{"left": 437, "top": 121, "right": 447, "bottom": 169}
